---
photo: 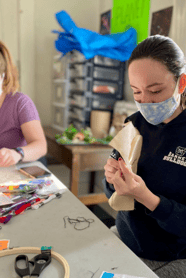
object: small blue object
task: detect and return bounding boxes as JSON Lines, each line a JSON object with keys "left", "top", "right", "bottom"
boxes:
{"left": 52, "top": 10, "right": 137, "bottom": 61}
{"left": 28, "top": 179, "right": 46, "bottom": 184}
{"left": 101, "top": 272, "right": 114, "bottom": 278}
{"left": 41, "top": 246, "right": 52, "bottom": 250}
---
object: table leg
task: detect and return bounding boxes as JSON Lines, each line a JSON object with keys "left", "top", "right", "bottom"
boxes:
{"left": 89, "top": 171, "right": 96, "bottom": 193}
{"left": 70, "top": 153, "right": 80, "bottom": 197}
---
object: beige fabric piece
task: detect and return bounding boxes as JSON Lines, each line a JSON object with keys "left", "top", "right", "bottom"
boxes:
{"left": 108, "top": 121, "right": 143, "bottom": 211}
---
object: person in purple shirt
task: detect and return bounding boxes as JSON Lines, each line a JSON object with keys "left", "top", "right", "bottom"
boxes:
{"left": 0, "top": 41, "right": 47, "bottom": 166}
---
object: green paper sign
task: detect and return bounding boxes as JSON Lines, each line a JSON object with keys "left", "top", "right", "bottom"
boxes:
{"left": 111, "top": 0, "right": 150, "bottom": 44}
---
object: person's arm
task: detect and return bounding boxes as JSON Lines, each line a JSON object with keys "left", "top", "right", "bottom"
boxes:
{"left": 114, "top": 160, "right": 186, "bottom": 239}
{"left": 144, "top": 195, "right": 186, "bottom": 239}
{"left": 0, "top": 120, "right": 47, "bottom": 166}
{"left": 0, "top": 93, "right": 47, "bottom": 167}
{"left": 134, "top": 187, "right": 161, "bottom": 211}
{"left": 20, "top": 120, "right": 47, "bottom": 162}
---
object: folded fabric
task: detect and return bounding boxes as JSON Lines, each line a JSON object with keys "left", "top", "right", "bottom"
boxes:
{"left": 108, "top": 121, "right": 143, "bottom": 211}
{"left": 52, "top": 10, "right": 137, "bottom": 61}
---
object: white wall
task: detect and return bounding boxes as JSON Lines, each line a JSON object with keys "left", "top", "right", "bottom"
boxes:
{"left": 34, "top": 0, "right": 99, "bottom": 125}
{"left": 0, "top": 0, "right": 19, "bottom": 70}
{"left": 20, "top": 0, "right": 35, "bottom": 101}
{"left": 0, "top": 0, "right": 35, "bottom": 102}
{"left": 100, "top": 0, "right": 113, "bottom": 14}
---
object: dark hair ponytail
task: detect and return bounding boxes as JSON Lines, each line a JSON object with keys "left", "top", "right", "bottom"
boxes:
{"left": 128, "top": 35, "right": 186, "bottom": 80}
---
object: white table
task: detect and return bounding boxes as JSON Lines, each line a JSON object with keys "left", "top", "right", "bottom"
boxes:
{"left": 0, "top": 161, "right": 158, "bottom": 278}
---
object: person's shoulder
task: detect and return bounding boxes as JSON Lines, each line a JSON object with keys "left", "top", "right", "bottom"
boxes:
{"left": 124, "top": 111, "right": 141, "bottom": 123}
{"left": 11, "top": 92, "right": 40, "bottom": 121}
{"left": 10, "top": 92, "right": 34, "bottom": 105}
{"left": 124, "top": 111, "right": 146, "bottom": 131}
{"left": 11, "top": 92, "right": 30, "bottom": 100}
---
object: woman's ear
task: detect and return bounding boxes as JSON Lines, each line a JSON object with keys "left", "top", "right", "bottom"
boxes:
{"left": 179, "top": 73, "right": 186, "bottom": 94}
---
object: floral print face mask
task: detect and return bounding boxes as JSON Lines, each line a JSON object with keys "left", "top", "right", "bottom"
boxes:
{"left": 134, "top": 77, "right": 180, "bottom": 125}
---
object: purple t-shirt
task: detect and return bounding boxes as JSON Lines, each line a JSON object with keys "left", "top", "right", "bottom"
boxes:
{"left": 0, "top": 92, "right": 40, "bottom": 149}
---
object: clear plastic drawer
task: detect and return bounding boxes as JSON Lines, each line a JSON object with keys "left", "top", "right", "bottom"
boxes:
{"left": 93, "top": 80, "right": 118, "bottom": 94}
{"left": 74, "top": 64, "right": 87, "bottom": 77}
{"left": 72, "top": 107, "right": 84, "bottom": 121}
{"left": 70, "top": 50, "right": 86, "bottom": 63}
{"left": 69, "top": 68, "right": 79, "bottom": 78}
{"left": 52, "top": 105, "right": 66, "bottom": 127}
{"left": 69, "top": 95, "right": 86, "bottom": 107}
{"left": 94, "top": 56, "right": 120, "bottom": 67}
{"left": 74, "top": 79, "right": 88, "bottom": 91}
{"left": 53, "top": 55, "right": 69, "bottom": 79}
{"left": 53, "top": 83, "right": 66, "bottom": 104}
{"left": 93, "top": 67, "right": 119, "bottom": 81}
{"left": 92, "top": 96, "right": 116, "bottom": 110}
{"left": 68, "top": 119, "right": 84, "bottom": 131}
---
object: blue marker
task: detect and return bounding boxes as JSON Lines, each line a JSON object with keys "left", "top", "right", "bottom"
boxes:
{"left": 101, "top": 272, "right": 114, "bottom": 278}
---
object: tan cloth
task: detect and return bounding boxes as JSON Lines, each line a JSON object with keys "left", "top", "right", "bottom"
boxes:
{"left": 108, "top": 121, "right": 143, "bottom": 211}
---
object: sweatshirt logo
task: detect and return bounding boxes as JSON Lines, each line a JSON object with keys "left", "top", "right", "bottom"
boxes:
{"left": 175, "top": 146, "right": 186, "bottom": 156}
{"left": 163, "top": 146, "right": 186, "bottom": 167}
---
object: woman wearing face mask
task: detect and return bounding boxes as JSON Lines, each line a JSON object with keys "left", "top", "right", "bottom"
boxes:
{"left": 103, "top": 35, "right": 186, "bottom": 262}
{"left": 0, "top": 41, "right": 47, "bottom": 167}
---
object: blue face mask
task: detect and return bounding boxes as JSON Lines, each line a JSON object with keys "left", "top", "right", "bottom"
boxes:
{"left": 134, "top": 77, "right": 181, "bottom": 125}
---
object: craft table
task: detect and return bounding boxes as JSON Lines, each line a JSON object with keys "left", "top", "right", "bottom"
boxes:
{"left": 44, "top": 126, "right": 112, "bottom": 206}
{"left": 0, "top": 161, "right": 158, "bottom": 278}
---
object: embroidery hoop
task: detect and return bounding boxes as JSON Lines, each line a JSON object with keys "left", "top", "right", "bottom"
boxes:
{"left": 0, "top": 246, "right": 70, "bottom": 278}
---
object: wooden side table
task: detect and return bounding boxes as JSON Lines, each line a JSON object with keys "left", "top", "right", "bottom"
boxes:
{"left": 44, "top": 126, "right": 113, "bottom": 205}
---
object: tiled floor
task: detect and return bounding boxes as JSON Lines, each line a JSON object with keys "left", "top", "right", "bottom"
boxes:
{"left": 47, "top": 163, "right": 117, "bottom": 220}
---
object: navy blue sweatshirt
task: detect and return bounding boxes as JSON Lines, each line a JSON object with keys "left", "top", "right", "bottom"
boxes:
{"left": 103, "top": 110, "right": 186, "bottom": 261}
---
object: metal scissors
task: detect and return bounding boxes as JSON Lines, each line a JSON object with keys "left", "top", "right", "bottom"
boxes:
{"left": 15, "top": 252, "right": 51, "bottom": 277}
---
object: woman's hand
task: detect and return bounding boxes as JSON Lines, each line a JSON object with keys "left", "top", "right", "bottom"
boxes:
{"left": 112, "top": 158, "right": 147, "bottom": 199}
{"left": 0, "top": 148, "right": 21, "bottom": 167}
{"left": 112, "top": 158, "right": 161, "bottom": 211}
{"left": 104, "top": 158, "right": 120, "bottom": 184}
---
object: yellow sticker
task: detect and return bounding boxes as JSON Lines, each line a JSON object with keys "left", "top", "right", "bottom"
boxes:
{"left": 9, "top": 186, "right": 13, "bottom": 191}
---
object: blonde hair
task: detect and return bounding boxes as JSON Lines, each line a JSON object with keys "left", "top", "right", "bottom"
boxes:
{"left": 0, "top": 41, "right": 20, "bottom": 95}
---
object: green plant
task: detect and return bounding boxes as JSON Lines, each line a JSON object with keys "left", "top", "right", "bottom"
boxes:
{"left": 55, "top": 124, "right": 113, "bottom": 145}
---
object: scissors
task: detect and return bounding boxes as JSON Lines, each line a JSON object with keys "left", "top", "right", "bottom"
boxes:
{"left": 15, "top": 252, "right": 51, "bottom": 277}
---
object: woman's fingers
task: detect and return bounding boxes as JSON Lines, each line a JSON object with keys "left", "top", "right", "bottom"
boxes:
{"left": 0, "top": 154, "right": 10, "bottom": 167}
{"left": 0, "top": 148, "right": 14, "bottom": 167}
{"left": 104, "top": 164, "right": 118, "bottom": 174}
{"left": 104, "top": 158, "right": 120, "bottom": 173}
{"left": 112, "top": 170, "right": 128, "bottom": 195}
{"left": 107, "top": 158, "right": 120, "bottom": 170}
{"left": 104, "top": 158, "right": 120, "bottom": 184}
{"left": 111, "top": 163, "right": 148, "bottom": 199}
{"left": 118, "top": 158, "right": 132, "bottom": 181}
